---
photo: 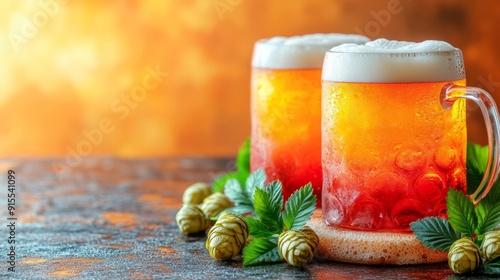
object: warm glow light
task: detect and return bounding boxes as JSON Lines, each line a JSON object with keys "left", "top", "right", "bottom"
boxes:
{"left": 0, "top": 1, "right": 498, "bottom": 157}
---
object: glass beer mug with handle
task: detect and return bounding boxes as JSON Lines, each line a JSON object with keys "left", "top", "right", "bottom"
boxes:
{"left": 321, "top": 39, "right": 500, "bottom": 232}
{"left": 251, "top": 33, "right": 368, "bottom": 204}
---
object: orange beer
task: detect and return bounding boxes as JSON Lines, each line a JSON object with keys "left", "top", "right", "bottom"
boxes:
{"left": 251, "top": 34, "right": 368, "bottom": 203}
{"left": 322, "top": 39, "right": 468, "bottom": 231}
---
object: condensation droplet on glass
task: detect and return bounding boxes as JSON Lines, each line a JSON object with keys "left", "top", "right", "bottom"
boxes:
{"left": 395, "top": 148, "right": 425, "bottom": 171}
{"left": 435, "top": 146, "right": 457, "bottom": 171}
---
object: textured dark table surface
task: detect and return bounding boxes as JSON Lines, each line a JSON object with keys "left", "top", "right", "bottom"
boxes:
{"left": 0, "top": 157, "right": 490, "bottom": 279}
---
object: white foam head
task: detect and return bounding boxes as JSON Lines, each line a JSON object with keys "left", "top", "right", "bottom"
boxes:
{"left": 251, "top": 34, "right": 369, "bottom": 69}
{"left": 322, "top": 39, "right": 465, "bottom": 82}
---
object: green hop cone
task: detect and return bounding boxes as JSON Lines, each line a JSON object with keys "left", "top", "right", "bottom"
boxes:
{"left": 200, "top": 192, "right": 233, "bottom": 217}
{"left": 206, "top": 212, "right": 249, "bottom": 260}
{"left": 182, "top": 182, "right": 212, "bottom": 205}
{"left": 301, "top": 226, "right": 319, "bottom": 250}
{"left": 176, "top": 204, "right": 209, "bottom": 234}
{"left": 278, "top": 226, "right": 318, "bottom": 267}
{"left": 481, "top": 230, "right": 500, "bottom": 260}
{"left": 448, "top": 237, "right": 482, "bottom": 274}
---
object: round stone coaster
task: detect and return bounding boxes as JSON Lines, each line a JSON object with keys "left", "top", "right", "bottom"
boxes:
{"left": 306, "top": 210, "right": 448, "bottom": 265}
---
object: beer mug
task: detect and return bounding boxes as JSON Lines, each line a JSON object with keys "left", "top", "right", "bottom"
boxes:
{"left": 321, "top": 39, "right": 500, "bottom": 232}
{"left": 251, "top": 33, "right": 368, "bottom": 203}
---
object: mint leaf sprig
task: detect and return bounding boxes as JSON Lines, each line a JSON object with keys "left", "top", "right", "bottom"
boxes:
{"left": 243, "top": 182, "right": 316, "bottom": 266}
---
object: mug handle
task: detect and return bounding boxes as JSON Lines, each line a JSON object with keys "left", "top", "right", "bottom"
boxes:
{"left": 441, "top": 84, "right": 500, "bottom": 205}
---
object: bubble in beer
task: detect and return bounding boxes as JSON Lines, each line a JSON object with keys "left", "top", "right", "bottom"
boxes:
{"left": 252, "top": 33, "right": 369, "bottom": 69}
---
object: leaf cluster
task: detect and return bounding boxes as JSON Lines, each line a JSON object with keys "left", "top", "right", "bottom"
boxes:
{"left": 224, "top": 169, "right": 266, "bottom": 215}
{"left": 238, "top": 177, "right": 316, "bottom": 266}
{"left": 410, "top": 142, "right": 500, "bottom": 275}
{"left": 205, "top": 139, "right": 318, "bottom": 267}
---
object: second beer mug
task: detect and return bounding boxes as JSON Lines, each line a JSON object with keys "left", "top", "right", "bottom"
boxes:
{"left": 251, "top": 33, "right": 368, "bottom": 203}
{"left": 322, "top": 39, "right": 500, "bottom": 232}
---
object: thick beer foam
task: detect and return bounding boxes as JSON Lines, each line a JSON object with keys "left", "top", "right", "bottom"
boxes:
{"left": 307, "top": 210, "right": 448, "bottom": 265}
{"left": 252, "top": 34, "right": 369, "bottom": 69}
{"left": 322, "top": 39, "right": 465, "bottom": 82}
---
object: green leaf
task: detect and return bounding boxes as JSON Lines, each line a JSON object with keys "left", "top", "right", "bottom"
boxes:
{"left": 246, "top": 169, "right": 266, "bottom": 198}
{"left": 486, "top": 179, "right": 500, "bottom": 201}
{"left": 236, "top": 172, "right": 249, "bottom": 188}
{"left": 476, "top": 181, "right": 500, "bottom": 235}
{"left": 467, "top": 142, "right": 488, "bottom": 174}
{"left": 253, "top": 186, "right": 283, "bottom": 234}
{"left": 482, "top": 256, "right": 500, "bottom": 275}
{"left": 446, "top": 189, "right": 478, "bottom": 238}
{"left": 283, "top": 183, "right": 317, "bottom": 230}
{"left": 264, "top": 181, "right": 284, "bottom": 226}
{"left": 224, "top": 205, "right": 255, "bottom": 215}
{"left": 213, "top": 172, "right": 237, "bottom": 193}
{"left": 237, "top": 138, "right": 250, "bottom": 174}
{"left": 410, "top": 217, "right": 461, "bottom": 251}
{"left": 245, "top": 217, "right": 274, "bottom": 238}
{"left": 225, "top": 179, "right": 250, "bottom": 205}
{"left": 243, "top": 238, "right": 281, "bottom": 266}
{"left": 224, "top": 178, "right": 254, "bottom": 215}
{"left": 466, "top": 142, "right": 488, "bottom": 194}
{"left": 213, "top": 171, "right": 247, "bottom": 193}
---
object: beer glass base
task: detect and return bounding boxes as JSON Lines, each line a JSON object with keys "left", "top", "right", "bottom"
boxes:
{"left": 307, "top": 210, "right": 448, "bottom": 265}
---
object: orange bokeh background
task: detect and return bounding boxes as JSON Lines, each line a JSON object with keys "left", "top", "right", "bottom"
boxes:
{"left": 1, "top": 0, "right": 499, "bottom": 157}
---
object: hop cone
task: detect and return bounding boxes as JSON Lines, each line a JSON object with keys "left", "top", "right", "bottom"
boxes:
{"left": 176, "top": 204, "right": 209, "bottom": 234}
{"left": 182, "top": 182, "right": 212, "bottom": 205}
{"left": 200, "top": 192, "right": 233, "bottom": 217}
{"left": 278, "top": 226, "right": 318, "bottom": 266}
{"left": 301, "top": 226, "right": 319, "bottom": 249}
{"left": 206, "top": 212, "right": 249, "bottom": 260}
{"left": 448, "top": 237, "right": 481, "bottom": 274}
{"left": 481, "top": 230, "right": 500, "bottom": 260}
